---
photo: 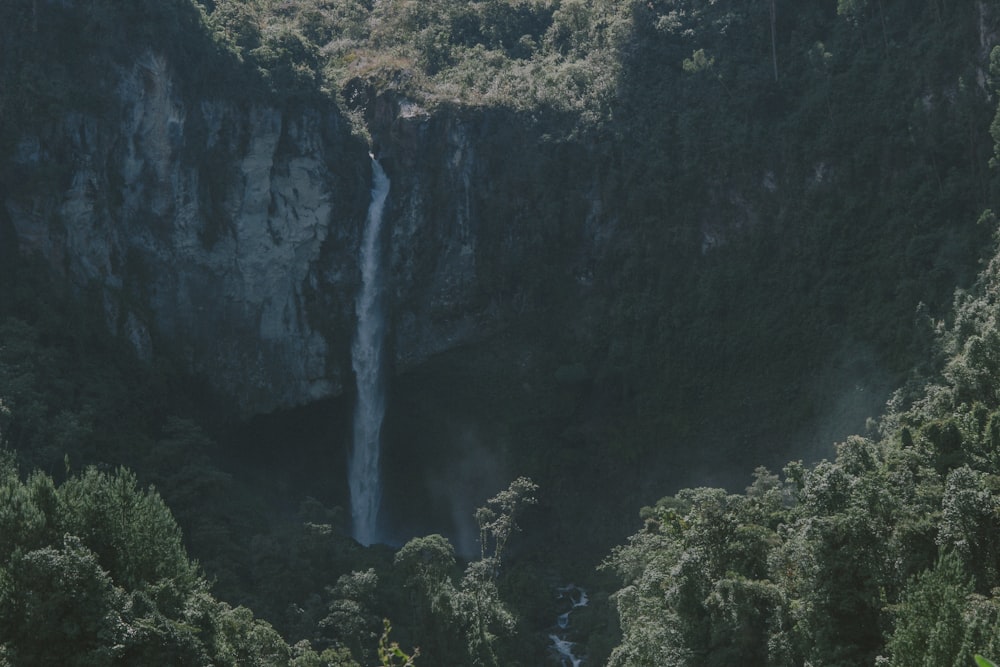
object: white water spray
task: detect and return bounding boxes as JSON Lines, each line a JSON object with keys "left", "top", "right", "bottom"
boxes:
{"left": 550, "top": 584, "right": 588, "bottom": 666}
{"left": 350, "top": 155, "right": 390, "bottom": 546}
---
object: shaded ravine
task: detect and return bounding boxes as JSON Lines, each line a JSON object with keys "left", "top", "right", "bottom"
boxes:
{"left": 349, "top": 156, "right": 391, "bottom": 546}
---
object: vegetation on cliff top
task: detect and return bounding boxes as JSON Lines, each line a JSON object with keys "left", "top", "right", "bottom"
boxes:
{"left": 4, "top": 0, "right": 1000, "bottom": 665}
{"left": 205, "top": 0, "right": 628, "bottom": 118}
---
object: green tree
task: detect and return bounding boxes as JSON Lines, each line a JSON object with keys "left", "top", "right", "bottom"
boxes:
{"left": 58, "top": 466, "right": 200, "bottom": 601}
{"left": 0, "top": 459, "right": 312, "bottom": 665}
{"left": 376, "top": 620, "right": 419, "bottom": 667}
{"left": 605, "top": 471, "right": 788, "bottom": 666}
{"left": 886, "top": 551, "right": 970, "bottom": 667}
{"left": 937, "top": 466, "right": 1000, "bottom": 589}
{"left": 319, "top": 569, "right": 381, "bottom": 664}
{"left": 391, "top": 478, "right": 536, "bottom": 666}
{"left": 0, "top": 535, "right": 129, "bottom": 666}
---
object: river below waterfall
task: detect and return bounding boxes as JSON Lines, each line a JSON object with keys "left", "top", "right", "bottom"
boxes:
{"left": 550, "top": 584, "right": 588, "bottom": 666}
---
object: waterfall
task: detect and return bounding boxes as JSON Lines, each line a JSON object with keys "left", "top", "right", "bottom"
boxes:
{"left": 349, "top": 155, "right": 390, "bottom": 546}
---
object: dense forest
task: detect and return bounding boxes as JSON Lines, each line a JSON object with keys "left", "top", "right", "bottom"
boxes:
{"left": 4, "top": 0, "right": 1000, "bottom": 664}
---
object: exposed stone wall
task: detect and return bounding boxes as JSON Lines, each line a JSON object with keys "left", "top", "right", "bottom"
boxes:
{"left": 2, "top": 53, "right": 613, "bottom": 417}
{"left": 4, "top": 51, "right": 369, "bottom": 414}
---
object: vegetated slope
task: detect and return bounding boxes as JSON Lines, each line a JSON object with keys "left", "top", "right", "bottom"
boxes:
{"left": 376, "top": 0, "right": 1000, "bottom": 563}
{"left": 600, "top": 7, "right": 1000, "bottom": 664}
{"left": 4, "top": 1, "right": 1000, "bottom": 665}
{"left": 0, "top": 460, "right": 346, "bottom": 665}
{"left": 603, "top": 221, "right": 1000, "bottom": 664}
{"left": 4, "top": 0, "right": 998, "bottom": 537}
{"left": 589, "top": 0, "right": 997, "bottom": 481}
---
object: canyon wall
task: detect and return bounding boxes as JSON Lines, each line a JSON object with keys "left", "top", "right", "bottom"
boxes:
{"left": 1, "top": 52, "right": 608, "bottom": 416}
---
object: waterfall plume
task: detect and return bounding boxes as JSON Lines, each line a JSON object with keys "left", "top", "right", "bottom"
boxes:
{"left": 349, "top": 156, "right": 390, "bottom": 546}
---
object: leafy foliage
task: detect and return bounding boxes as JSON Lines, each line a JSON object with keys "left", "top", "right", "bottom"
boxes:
{"left": 389, "top": 478, "right": 536, "bottom": 666}
{"left": 603, "top": 220, "right": 1000, "bottom": 663}
{"left": 4, "top": 0, "right": 1000, "bottom": 665}
{"left": 375, "top": 620, "right": 419, "bottom": 667}
{"left": 0, "top": 458, "right": 308, "bottom": 665}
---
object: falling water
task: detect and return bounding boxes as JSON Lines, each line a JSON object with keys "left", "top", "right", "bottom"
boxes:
{"left": 350, "top": 155, "right": 390, "bottom": 546}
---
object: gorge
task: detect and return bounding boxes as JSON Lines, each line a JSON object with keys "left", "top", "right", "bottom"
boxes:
{"left": 2, "top": 1, "right": 1000, "bottom": 664}
{"left": 2, "top": 0, "right": 994, "bottom": 554}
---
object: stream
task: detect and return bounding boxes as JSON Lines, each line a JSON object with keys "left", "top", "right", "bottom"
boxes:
{"left": 549, "top": 584, "right": 588, "bottom": 666}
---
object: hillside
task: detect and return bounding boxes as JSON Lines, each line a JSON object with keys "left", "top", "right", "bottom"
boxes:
{"left": 2, "top": 0, "right": 1000, "bottom": 664}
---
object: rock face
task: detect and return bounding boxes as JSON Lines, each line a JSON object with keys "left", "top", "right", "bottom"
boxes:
{"left": 2, "top": 52, "right": 609, "bottom": 416}
{"left": 368, "top": 94, "right": 612, "bottom": 372}
{"left": 380, "top": 100, "right": 484, "bottom": 368}
{"left": 4, "top": 51, "right": 370, "bottom": 415}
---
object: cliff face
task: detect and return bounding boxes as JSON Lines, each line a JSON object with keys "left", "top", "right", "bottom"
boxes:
{"left": 4, "top": 51, "right": 370, "bottom": 414}
{"left": 369, "top": 93, "right": 612, "bottom": 372}
{"left": 1, "top": 52, "right": 607, "bottom": 416}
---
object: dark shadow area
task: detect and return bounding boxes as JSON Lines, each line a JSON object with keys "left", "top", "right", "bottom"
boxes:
{"left": 221, "top": 396, "right": 354, "bottom": 515}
